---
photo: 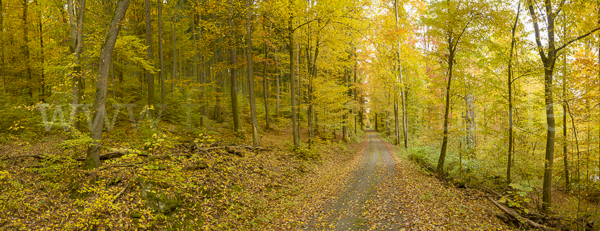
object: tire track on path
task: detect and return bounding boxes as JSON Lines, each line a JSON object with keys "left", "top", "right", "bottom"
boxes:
{"left": 305, "top": 131, "right": 397, "bottom": 230}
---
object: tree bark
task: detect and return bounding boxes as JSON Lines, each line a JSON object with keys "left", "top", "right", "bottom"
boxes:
{"left": 507, "top": 4, "right": 520, "bottom": 184}
{"left": 0, "top": 0, "right": 3, "bottom": 95}
{"left": 288, "top": 5, "right": 299, "bottom": 146}
{"left": 38, "top": 2, "right": 45, "bottom": 101}
{"left": 171, "top": 7, "right": 176, "bottom": 92}
{"left": 145, "top": 0, "right": 154, "bottom": 116}
{"left": 158, "top": 0, "right": 165, "bottom": 105}
{"left": 229, "top": 0, "right": 241, "bottom": 134}
{"left": 85, "top": 0, "right": 131, "bottom": 169}
{"left": 394, "top": 0, "right": 408, "bottom": 148}
{"left": 67, "top": 0, "right": 85, "bottom": 130}
{"left": 275, "top": 55, "right": 280, "bottom": 115}
{"left": 562, "top": 14, "right": 570, "bottom": 193}
{"left": 246, "top": 0, "right": 259, "bottom": 145}
{"left": 437, "top": 50, "right": 454, "bottom": 175}
{"left": 22, "top": 0, "right": 32, "bottom": 101}
{"left": 263, "top": 22, "right": 271, "bottom": 130}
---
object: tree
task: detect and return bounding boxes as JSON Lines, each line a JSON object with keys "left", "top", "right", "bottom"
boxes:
{"left": 145, "top": 0, "right": 154, "bottom": 115}
{"left": 229, "top": 0, "right": 241, "bottom": 134}
{"left": 506, "top": 2, "right": 521, "bottom": 185}
{"left": 247, "top": 0, "right": 259, "bottom": 145}
{"left": 527, "top": 0, "right": 600, "bottom": 211}
{"left": 67, "top": 0, "right": 85, "bottom": 130}
{"left": 425, "top": 0, "right": 480, "bottom": 175}
{"left": 85, "top": 0, "right": 131, "bottom": 169}
{"left": 158, "top": 0, "right": 165, "bottom": 105}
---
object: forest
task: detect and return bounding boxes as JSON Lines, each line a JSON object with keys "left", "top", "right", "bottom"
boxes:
{"left": 1, "top": 0, "right": 600, "bottom": 229}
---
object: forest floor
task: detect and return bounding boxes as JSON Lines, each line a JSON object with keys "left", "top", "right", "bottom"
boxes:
{"left": 304, "top": 131, "right": 513, "bottom": 231}
{"left": 0, "top": 119, "right": 516, "bottom": 230}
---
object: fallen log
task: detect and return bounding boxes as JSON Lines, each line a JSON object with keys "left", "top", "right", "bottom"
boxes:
{"left": 480, "top": 185, "right": 503, "bottom": 198}
{"left": 486, "top": 196, "right": 552, "bottom": 230}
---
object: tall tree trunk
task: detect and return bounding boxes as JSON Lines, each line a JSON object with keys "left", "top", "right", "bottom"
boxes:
{"left": 343, "top": 71, "right": 348, "bottom": 139}
{"left": 597, "top": 0, "right": 600, "bottom": 189}
{"left": 354, "top": 54, "right": 357, "bottom": 134}
{"left": 263, "top": 22, "right": 271, "bottom": 130}
{"left": 394, "top": 95, "right": 400, "bottom": 145}
{"left": 437, "top": 51, "right": 454, "bottom": 175}
{"left": 145, "top": 0, "right": 154, "bottom": 115}
{"left": 38, "top": 2, "right": 45, "bottom": 101}
{"left": 158, "top": 0, "right": 164, "bottom": 105}
{"left": 22, "top": 0, "right": 32, "bottom": 100}
{"left": 288, "top": 8, "right": 299, "bottom": 146}
{"left": 171, "top": 7, "right": 176, "bottom": 92}
{"left": 275, "top": 55, "right": 280, "bottom": 115}
{"left": 68, "top": 0, "right": 84, "bottom": 130}
{"left": 507, "top": 4, "right": 520, "bottom": 184}
{"left": 246, "top": 0, "right": 259, "bottom": 145}
{"left": 85, "top": 0, "right": 130, "bottom": 169}
{"left": 197, "top": 0, "right": 206, "bottom": 127}
{"left": 0, "top": 0, "right": 3, "bottom": 95}
{"left": 214, "top": 48, "right": 223, "bottom": 123}
{"left": 308, "top": 30, "right": 319, "bottom": 143}
{"left": 229, "top": 0, "right": 241, "bottom": 133}
{"left": 395, "top": 0, "right": 408, "bottom": 148}
{"left": 562, "top": 18, "right": 570, "bottom": 192}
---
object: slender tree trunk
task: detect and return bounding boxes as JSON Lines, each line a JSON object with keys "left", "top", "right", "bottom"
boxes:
{"left": 145, "top": 0, "right": 154, "bottom": 115}
{"left": 246, "top": 0, "right": 258, "bottom": 145}
{"left": 437, "top": 50, "right": 454, "bottom": 175}
{"left": 308, "top": 31, "right": 319, "bottom": 143}
{"left": 263, "top": 22, "right": 271, "bottom": 130}
{"left": 343, "top": 71, "right": 348, "bottom": 139}
{"left": 562, "top": 15, "right": 570, "bottom": 192}
{"left": 38, "top": 3, "right": 45, "bottom": 101}
{"left": 375, "top": 113, "right": 378, "bottom": 132}
{"left": 288, "top": 9, "right": 299, "bottom": 146}
{"left": 0, "top": 0, "right": 4, "bottom": 95}
{"left": 507, "top": 5, "right": 520, "bottom": 184}
{"left": 229, "top": 0, "right": 241, "bottom": 133}
{"left": 171, "top": 7, "right": 176, "bottom": 92}
{"left": 85, "top": 0, "right": 130, "bottom": 169}
{"left": 214, "top": 48, "right": 223, "bottom": 123}
{"left": 197, "top": 1, "right": 206, "bottom": 127}
{"left": 22, "top": 0, "right": 32, "bottom": 100}
{"left": 158, "top": 0, "right": 165, "bottom": 105}
{"left": 68, "top": 0, "right": 84, "bottom": 130}
{"left": 597, "top": 0, "right": 600, "bottom": 187}
{"left": 296, "top": 41, "right": 301, "bottom": 128}
{"left": 395, "top": 0, "right": 408, "bottom": 148}
{"left": 354, "top": 54, "right": 357, "bottom": 134}
{"left": 275, "top": 55, "right": 280, "bottom": 114}
{"left": 394, "top": 95, "right": 400, "bottom": 144}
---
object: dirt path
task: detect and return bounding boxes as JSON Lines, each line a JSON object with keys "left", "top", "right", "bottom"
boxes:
{"left": 305, "top": 131, "right": 400, "bottom": 230}
{"left": 304, "top": 131, "right": 513, "bottom": 231}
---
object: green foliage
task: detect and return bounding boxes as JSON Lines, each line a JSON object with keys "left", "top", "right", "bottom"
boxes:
{"left": 499, "top": 183, "right": 533, "bottom": 213}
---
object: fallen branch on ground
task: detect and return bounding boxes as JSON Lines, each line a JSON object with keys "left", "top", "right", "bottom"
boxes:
{"left": 486, "top": 196, "right": 551, "bottom": 230}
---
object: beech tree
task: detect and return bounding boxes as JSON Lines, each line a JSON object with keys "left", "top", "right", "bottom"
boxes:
{"left": 85, "top": 0, "right": 131, "bottom": 169}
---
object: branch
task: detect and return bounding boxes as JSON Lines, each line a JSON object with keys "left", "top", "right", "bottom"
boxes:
{"left": 111, "top": 184, "right": 129, "bottom": 203}
{"left": 555, "top": 0, "right": 567, "bottom": 17}
{"left": 486, "top": 197, "right": 552, "bottom": 230}
{"left": 510, "top": 71, "right": 535, "bottom": 84}
{"left": 292, "top": 17, "right": 321, "bottom": 32}
{"left": 527, "top": 0, "right": 548, "bottom": 62}
{"left": 450, "top": 13, "right": 476, "bottom": 53}
{"left": 556, "top": 26, "right": 600, "bottom": 52}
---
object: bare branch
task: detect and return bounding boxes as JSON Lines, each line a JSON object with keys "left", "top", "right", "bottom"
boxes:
{"left": 528, "top": 0, "right": 548, "bottom": 62}
{"left": 556, "top": 26, "right": 600, "bottom": 53}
